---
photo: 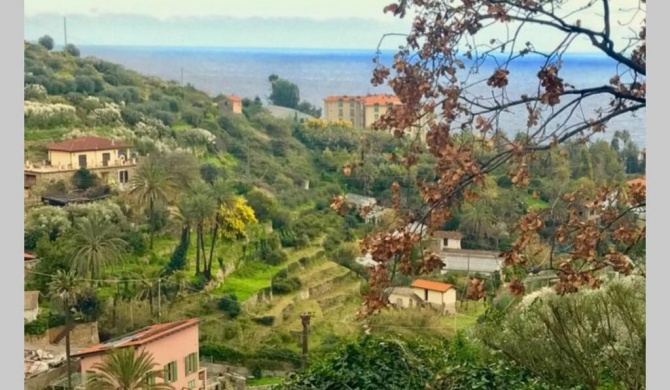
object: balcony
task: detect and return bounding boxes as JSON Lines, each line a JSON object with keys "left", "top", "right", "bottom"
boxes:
{"left": 25, "top": 158, "right": 138, "bottom": 173}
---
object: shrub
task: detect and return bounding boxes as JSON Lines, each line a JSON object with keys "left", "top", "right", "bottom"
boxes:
{"left": 218, "top": 293, "right": 241, "bottom": 319}
{"left": 199, "top": 343, "right": 245, "bottom": 364}
{"left": 165, "top": 229, "right": 189, "bottom": 272}
{"left": 182, "top": 109, "right": 203, "bottom": 127}
{"left": 24, "top": 311, "right": 66, "bottom": 336}
{"left": 295, "top": 234, "right": 310, "bottom": 249}
{"left": 271, "top": 273, "right": 302, "bottom": 295}
{"left": 64, "top": 44, "right": 80, "bottom": 57}
{"left": 263, "top": 250, "right": 288, "bottom": 266}
{"left": 72, "top": 168, "right": 99, "bottom": 190}
{"left": 38, "top": 35, "right": 54, "bottom": 50}
{"left": 251, "top": 316, "right": 276, "bottom": 326}
{"left": 75, "top": 289, "right": 103, "bottom": 321}
{"left": 123, "top": 228, "right": 148, "bottom": 256}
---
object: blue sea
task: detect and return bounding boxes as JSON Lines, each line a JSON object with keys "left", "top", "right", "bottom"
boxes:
{"left": 78, "top": 46, "right": 646, "bottom": 147}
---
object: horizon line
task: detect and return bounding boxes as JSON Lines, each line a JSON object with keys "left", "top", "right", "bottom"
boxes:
{"left": 69, "top": 43, "right": 608, "bottom": 57}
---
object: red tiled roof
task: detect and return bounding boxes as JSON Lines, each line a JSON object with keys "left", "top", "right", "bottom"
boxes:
{"left": 411, "top": 279, "right": 454, "bottom": 293}
{"left": 24, "top": 253, "right": 36, "bottom": 261}
{"left": 72, "top": 318, "right": 199, "bottom": 358}
{"left": 227, "top": 95, "right": 242, "bottom": 103}
{"left": 47, "top": 136, "right": 128, "bottom": 153}
{"left": 361, "top": 94, "right": 401, "bottom": 106}
{"left": 433, "top": 231, "right": 463, "bottom": 240}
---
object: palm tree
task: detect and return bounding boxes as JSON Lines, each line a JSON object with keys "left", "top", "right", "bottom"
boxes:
{"left": 49, "top": 269, "right": 83, "bottom": 390}
{"left": 84, "top": 347, "right": 175, "bottom": 390}
{"left": 180, "top": 181, "right": 218, "bottom": 276}
{"left": 70, "top": 216, "right": 127, "bottom": 280}
{"left": 129, "top": 157, "right": 177, "bottom": 250}
{"left": 459, "top": 202, "right": 498, "bottom": 246}
{"left": 204, "top": 178, "right": 235, "bottom": 279}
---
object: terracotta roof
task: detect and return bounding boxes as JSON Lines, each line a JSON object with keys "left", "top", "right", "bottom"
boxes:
{"left": 433, "top": 231, "right": 463, "bottom": 240}
{"left": 227, "top": 95, "right": 242, "bottom": 103}
{"left": 24, "top": 253, "right": 36, "bottom": 261}
{"left": 47, "top": 137, "right": 128, "bottom": 153}
{"left": 72, "top": 318, "right": 199, "bottom": 358}
{"left": 24, "top": 291, "right": 39, "bottom": 311}
{"left": 361, "top": 94, "right": 402, "bottom": 106}
{"left": 411, "top": 279, "right": 454, "bottom": 293}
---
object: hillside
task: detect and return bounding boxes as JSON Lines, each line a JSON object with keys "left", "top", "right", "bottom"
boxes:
{"left": 23, "top": 41, "right": 441, "bottom": 370}
{"left": 23, "top": 41, "right": 646, "bottom": 378}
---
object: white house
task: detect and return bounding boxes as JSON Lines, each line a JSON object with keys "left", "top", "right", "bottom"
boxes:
{"left": 409, "top": 279, "right": 457, "bottom": 314}
{"left": 433, "top": 231, "right": 464, "bottom": 251}
{"left": 430, "top": 230, "right": 503, "bottom": 275}
{"left": 24, "top": 291, "right": 40, "bottom": 322}
{"left": 385, "top": 287, "right": 425, "bottom": 309}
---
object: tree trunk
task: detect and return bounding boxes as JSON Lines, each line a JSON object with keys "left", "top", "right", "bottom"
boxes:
{"left": 149, "top": 199, "right": 155, "bottom": 250}
{"left": 205, "top": 218, "right": 220, "bottom": 280}
{"left": 65, "top": 310, "right": 72, "bottom": 390}
{"left": 195, "top": 226, "right": 202, "bottom": 275}
{"left": 200, "top": 229, "right": 208, "bottom": 279}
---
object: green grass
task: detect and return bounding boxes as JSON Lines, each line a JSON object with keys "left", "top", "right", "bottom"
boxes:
{"left": 213, "top": 240, "right": 324, "bottom": 301}
{"left": 217, "top": 262, "right": 287, "bottom": 301}
{"left": 525, "top": 195, "right": 549, "bottom": 210}
{"left": 24, "top": 129, "right": 68, "bottom": 141}
{"left": 247, "top": 377, "right": 282, "bottom": 386}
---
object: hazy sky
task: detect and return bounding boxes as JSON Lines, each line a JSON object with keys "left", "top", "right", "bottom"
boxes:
{"left": 24, "top": 0, "right": 644, "bottom": 51}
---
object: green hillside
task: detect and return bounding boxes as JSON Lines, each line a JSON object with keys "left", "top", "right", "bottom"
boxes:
{"left": 23, "top": 41, "right": 441, "bottom": 370}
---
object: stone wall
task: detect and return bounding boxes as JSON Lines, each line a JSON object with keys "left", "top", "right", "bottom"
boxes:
{"left": 24, "top": 322, "right": 100, "bottom": 349}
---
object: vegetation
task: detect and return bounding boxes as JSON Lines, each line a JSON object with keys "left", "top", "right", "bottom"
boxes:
{"left": 84, "top": 347, "right": 175, "bottom": 390}
{"left": 22, "top": 7, "right": 646, "bottom": 385}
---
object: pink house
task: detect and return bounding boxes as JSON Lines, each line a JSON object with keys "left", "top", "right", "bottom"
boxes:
{"left": 73, "top": 318, "right": 206, "bottom": 390}
{"left": 227, "top": 95, "right": 243, "bottom": 114}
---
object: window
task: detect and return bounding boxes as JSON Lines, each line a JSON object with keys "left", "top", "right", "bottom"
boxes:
{"left": 338, "top": 100, "right": 343, "bottom": 107}
{"left": 424, "top": 289, "right": 429, "bottom": 301}
{"left": 374, "top": 114, "right": 379, "bottom": 121}
{"left": 78, "top": 154, "right": 88, "bottom": 168}
{"left": 102, "top": 152, "right": 111, "bottom": 167}
{"left": 164, "top": 361, "right": 178, "bottom": 383}
{"left": 119, "top": 170, "right": 129, "bottom": 183}
{"left": 145, "top": 372, "right": 156, "bottom": 385}
{"left": 443, "top": 238, "right": 449, "bottom": 247}
{"left": 374, "top": 104, "right": 380, "bottom": 112}
{"left": 185, "top": 352, "right": 199, "bottom": 376}
{"left": 188, "top": 380, "right": 196, "bottom": 389}
{"left": 349, "top": 108, "right": 355, "bottom": 117}
{"left": 338, "top": 108, "right": 343, "bottom": 118}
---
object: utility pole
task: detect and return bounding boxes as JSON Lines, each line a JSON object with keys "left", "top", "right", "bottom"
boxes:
{"left": 299, "top": 312, "right": 312, "bottom": 370}
{"left": 180, "top": 67, "right": 184, "bottom": 85}
{"left": 63, "top": 17, "right": 68, "bottom": 47}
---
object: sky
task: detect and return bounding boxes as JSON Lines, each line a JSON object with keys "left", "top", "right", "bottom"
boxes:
{"left": 24, "top": 0, "right": 644, "bottom": 51}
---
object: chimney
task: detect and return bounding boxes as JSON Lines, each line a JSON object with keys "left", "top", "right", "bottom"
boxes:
{"left": 111, "top": 139, "right": 115, "bottom": 145}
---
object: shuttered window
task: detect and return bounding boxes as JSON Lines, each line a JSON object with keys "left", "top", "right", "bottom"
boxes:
{"left": 164, "top": 361, "right": 177, "bottom": 383}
